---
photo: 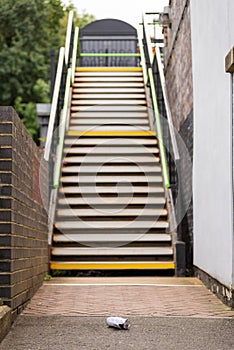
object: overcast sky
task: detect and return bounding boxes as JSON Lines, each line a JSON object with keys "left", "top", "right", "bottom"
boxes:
{"left": 64, "top": 0, "right": 168, "bottom": 28}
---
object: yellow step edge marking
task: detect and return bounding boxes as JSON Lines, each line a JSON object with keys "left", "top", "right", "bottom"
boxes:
{"left": 50, "top": 262, "right": 175, "bottom": 270}
{"left": 76, "top": 67, "right": 142, "bottom": 72}
{"left": 67, "top": 131, "right": 156, "bottom": 137}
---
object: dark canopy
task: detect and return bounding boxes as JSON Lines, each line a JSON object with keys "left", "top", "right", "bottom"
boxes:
{"left": 80, "top": 18, "right": 137, "bottom": 37}
{"left": 79, "top": 18, "right": 138, "bottom": 67}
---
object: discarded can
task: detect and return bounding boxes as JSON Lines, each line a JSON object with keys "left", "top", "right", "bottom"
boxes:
{"left": 106, "top": 316, "right": 130, "bottom": 330}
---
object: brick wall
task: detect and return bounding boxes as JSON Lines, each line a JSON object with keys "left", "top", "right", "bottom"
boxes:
{"left": 0, "top": 107, "right": 49, "bottom": 315}
{"left": 164, "top": 0, "right": 193, "bottom": 272}
{"left": 164, "top": 0, "right": 193, "bottom": 131}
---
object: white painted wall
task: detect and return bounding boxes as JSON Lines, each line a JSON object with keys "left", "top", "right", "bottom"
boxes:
{"left": 190, "top": 0, "right": 234, "bottom": 288}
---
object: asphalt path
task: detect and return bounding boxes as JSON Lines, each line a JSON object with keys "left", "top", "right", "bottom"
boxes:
{"left": 0, "top": 316, "right": 233, "bottom": 350}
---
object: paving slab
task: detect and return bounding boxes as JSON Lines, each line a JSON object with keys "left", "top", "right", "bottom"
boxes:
{"left": 22, "top": 277, "right": 234, "bottom": 318}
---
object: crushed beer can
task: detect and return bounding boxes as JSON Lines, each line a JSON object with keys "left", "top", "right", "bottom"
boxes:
{"left": 106, "top": 316, "right": 130, "bottom": 330}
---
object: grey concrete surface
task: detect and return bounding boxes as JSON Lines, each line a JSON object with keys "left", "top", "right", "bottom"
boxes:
{"left": 0, "top": 305, "right": 12, "bottom": 343}
{"left": 0, "top": 316, "right": 233, "bottom": 350}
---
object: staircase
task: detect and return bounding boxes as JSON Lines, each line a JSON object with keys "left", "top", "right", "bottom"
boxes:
{"left": 50, "top": 67, "right": 175, "bottom": 272}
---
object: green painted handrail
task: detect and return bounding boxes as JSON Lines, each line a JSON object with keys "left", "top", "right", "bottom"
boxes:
{"left": 80, "top": 53, "right": 141, "bottom": 57}
{"left": 53, "top": 68, "right": 71, "bottom": 188}
{"left": 137, "top": 22, "right": 170, "bottom": 187}
{"left": 148, "top": 68, "right": 170, "bottom": 188}
{"left": 64, "top": 11, "right": 74, "bottom": 65}
{"left": 155, "top": 45, "right": 180, "bottom": 161}
{"left": 44, "top": 11, "right": 75, "bottom": 163}
{"left": 44, "top": 47, "right": 65, "bottom": 162}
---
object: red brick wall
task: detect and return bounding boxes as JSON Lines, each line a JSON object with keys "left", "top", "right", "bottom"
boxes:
{"left": 0, "top": 107, "right": 49, "bottom": 314}
{"left": 164, "top": 0, "right": 193, "bottom": 131}
{"left": 164, "top": 0, "right": 194, "bottom": 273}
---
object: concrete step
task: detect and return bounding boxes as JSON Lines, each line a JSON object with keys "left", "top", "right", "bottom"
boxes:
{"left": 73, "top": 88, "right": 146, "bottom": 94}
{"left": 71, "top": 99, "right": 147, "bottom": 106}
{"left": 69, "top": 119, "right": 149, "bottom": 125}
{"left": 60, "top": 175, "right": 163, "bottom": 184}
{"left": 71, "top": 105, "right": 148, "bottom": 112}
{"left": 75, "top": 71, "right": 143, "bottom": 77}
{"left": 70, "top": 112, "right": 148, "bottom": 118}
{"left": 63, "top": 146, "right": 159, "bottom": 154}
{"left": 53, "top": 233, "right": 171, "bottom": 243}
{"left": 56, "top": 208, "right": 167, "bottom": 217}
{"left": 72, "top": 93, "right": 146, "bottom": 100}
{"left": 52, "top": 246, "right": 173, "bottom": 256}
{"left": 64, "top": 138, "right": 157, "bottom": 146}
{"left": 61, "top": 165, "right": 161, "bottom": 173}
{"left": 59, "top": 185, "right": 164, "bottom": 194}
{"left": 57, "top": 196, "right": 166, "bottom": 206}
{"left": 63, "top": 155, "right": 160, "bottom": 164}
{"left": 73, "top": 82, "right": 145, "bottom": 88}
{"left": 50, "top": 261, "right": 175, "bottom": 270}
{"left": 74, "top": 77, "right": 144, "bottom": 82}
{"left": 55, "top": 220, "right": 169, "bottom": 230}
{"left": 69, "top": 125, "right": 149, "bottom": 132}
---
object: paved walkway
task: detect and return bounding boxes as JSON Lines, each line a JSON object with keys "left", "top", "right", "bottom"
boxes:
{"left": 22, "top": 277, "right": 234, "bottom": 318}
{"left": 0, "top": 277, "right": 234, "bottom": 350}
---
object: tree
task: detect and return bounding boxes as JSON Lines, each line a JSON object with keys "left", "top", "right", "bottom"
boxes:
{"left": 0, "top": 0, "right": 94, "bottom": 140}
{"left": 0, "top": 0, "right": 64, "bottom": 106}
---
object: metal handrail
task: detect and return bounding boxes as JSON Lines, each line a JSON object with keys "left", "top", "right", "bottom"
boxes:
{"left": 54, "top": 68, "right": 72, "bottom": 188}
{"left": 142, "top": 13, "right": 180, "bottom": 163}
{"left": 137, "top": 26, "right": 148, "bottom": 84}
{"left": 44, "top": 47, "right": 65, "bottom": 162}
{"left": 148, "top": 67, "right": 170, "bottom": 187}
{"left": 139, "top": 20, "right": 170, "bottom": 188}
{"left": 45, "top": 11, "right": 79, "bottom": 244}
{"left": 64, "top": 11, "right": 74, "bottom": 66}
{"left": 143, "top": 14, "right": 154, "bottom": 65}
{"left": 71, "top": 27, "right": 79, "bottom": 84}
{"left": 155, "top": 45, "right": 180, "bottom": 161}
{"left": 53, "top": 24, "right": 79, "bottom": 187}
{"left": 44, "top": 12, "right": 75, "bottom": 162}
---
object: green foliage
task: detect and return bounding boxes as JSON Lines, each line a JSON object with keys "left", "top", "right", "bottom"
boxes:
{"left": 0, "top": 0, "right": 64, "bottom": 106}
{"left": 0, "top": 0, "right": 94, "bottom": 140}
{"left": 44, "top": 274, "right": 52, "bottom": 281}
{"left": 33, "top": 79, "right": 50, "bottom": 104}
{"left": 14, "top": 97, "right": 39, "bottom": 140}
